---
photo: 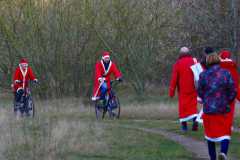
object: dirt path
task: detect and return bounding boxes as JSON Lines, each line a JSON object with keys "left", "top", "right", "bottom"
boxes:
{"left": 119, "top": 125, "right": 238, "bottom": 160}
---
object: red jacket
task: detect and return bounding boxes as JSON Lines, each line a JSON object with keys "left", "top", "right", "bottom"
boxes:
{"left": 220, "top": 59, "right": 239, "bottom": 119}
{"left": 169, "top": 54, "right": 198, "bottom": 119}
{"left": 203, "top": 60, "right": 239, "bottom": 139}
{"left": 93, "top": 60, "right": 122, "bottom": 97}
{"left": 13, "top": 66, "right": 36, "bottom": 92}
{"left": 220, "top": 59, "right": 238, "bottom": 89}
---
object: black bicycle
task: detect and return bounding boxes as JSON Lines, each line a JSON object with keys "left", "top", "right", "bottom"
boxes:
{"left": 95, "top": 80, "right": 121, "bottom": 120}
{"left": 13, "top": 81, "right": 37, "bottom": 118}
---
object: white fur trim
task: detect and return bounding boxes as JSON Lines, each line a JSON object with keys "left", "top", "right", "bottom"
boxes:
{"left": 19, "top": 65, "right": 28, "bottom": 89}
{"left": 16, "top": 87, "right": 23, "bottom": 93}
{"left": 91, "top": 96, "right": 100, "bottom": 101}
{"left": 102, "top": 55, "right": 110, "bottom": 59}
{"left": 20, "top": 63, "right": 28, "bottom": 66}
{"left": 205, "top": 135, "right": 231, "bottom": 142}
{"left": 19, "top": 64, "right": 28, "bottom": 77}
{"left": 220, "top": 58, "right": 232, "bottom": 62}
{"left": 179, "top": 114, "right": 198, "bottom": 122}
{"left": 191, "top": 63, "right": 204, "bottom": 85}
{"left": 196, "top": 107, "right": 203, "bottom": 124}
{"left": 93, "top": 80, "right": 105, "bottom": 97}
{"left": 101, "top": 60, "right": 112, "bottom": 76}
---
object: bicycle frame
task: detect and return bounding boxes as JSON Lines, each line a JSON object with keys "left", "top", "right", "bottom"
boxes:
{"left": 95, "top": 79, "right": 121, "bottom": 119}
{"left": 14, "top": 80, "right": 37, "bottom": 117}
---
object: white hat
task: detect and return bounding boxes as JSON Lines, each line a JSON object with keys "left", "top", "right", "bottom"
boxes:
{"left": 180, "top": 47, "right": 190, "bottom": 53}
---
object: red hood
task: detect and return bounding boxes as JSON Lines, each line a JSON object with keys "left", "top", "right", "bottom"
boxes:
{"left": 220, "top": 61, "right": 237, "bottom": 69}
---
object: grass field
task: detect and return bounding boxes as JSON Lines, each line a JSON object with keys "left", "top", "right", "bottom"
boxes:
{"left": 0, "top": 95, "right": 239, "bottom": 160}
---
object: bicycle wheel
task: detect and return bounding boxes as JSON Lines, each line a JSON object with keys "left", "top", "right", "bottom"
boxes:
{"left": 108, "top": 96, "right": 120, "bottom": 119}
{"left": 13, "top": 98, "right": 19, "bottom": 116}
{"left": 13, "top": 96, "right": 23, "bottom": 117}
{"left": 95, "top": 100, "right": 106, "bottom": 120}
{"left": 27, "top": 96, "right": 35, "bottom": 118}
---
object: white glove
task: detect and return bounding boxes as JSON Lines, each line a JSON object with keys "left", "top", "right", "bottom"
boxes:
{"left": 98, "top": 77, "right": 105, "bottom": 83}
{"left": 15, "top": 80, "right": 21, "bottom": 84}
{"left": 91, "top": 96, "right": 98, "bottom": 101}
{"left": 33, "top": 79, "right": 39, "bottom": 84}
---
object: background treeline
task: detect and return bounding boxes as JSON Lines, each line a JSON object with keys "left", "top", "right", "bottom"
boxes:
{"left": 0, "top": 0, "right": 239, "bottom": 98}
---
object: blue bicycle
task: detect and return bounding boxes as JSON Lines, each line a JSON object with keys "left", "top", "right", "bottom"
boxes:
{"left": 95, "top": 80, "right": 121, "bottom": 120}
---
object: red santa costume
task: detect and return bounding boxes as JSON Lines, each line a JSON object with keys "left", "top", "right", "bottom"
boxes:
{"left": 201, "top": 50, "right": 238, "bottom": 142}
{"left": 92, "top": 51, "right": 122, "bottom": 99}
{"left": 13, "top": 58, "right": 37, "bottom": 92}
{"left": 169, "top": 47, "right": 198, "bottom": 123}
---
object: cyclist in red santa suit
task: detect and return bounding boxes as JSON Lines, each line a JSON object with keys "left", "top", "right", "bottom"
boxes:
{"left": 92, "top": 51, "right": 122, "bottom": 101}
{"left": 13, "top": 58, "right": 38, "bottom": 105}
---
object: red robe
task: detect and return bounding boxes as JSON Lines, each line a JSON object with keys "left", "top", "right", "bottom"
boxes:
{"left": 13, "top": 66, "right": 36, "bottom": 92}
{"left": 169, "top": 54, "right": 198, "bottom": 122}
{"left": 237, "top": 86, "right": 240, "bottom": 101}
{"left": 203, "top": 59, "right": 239, "bottom": 142}
{"left": 93, "top": 60, "right": 122, "bottom": 97}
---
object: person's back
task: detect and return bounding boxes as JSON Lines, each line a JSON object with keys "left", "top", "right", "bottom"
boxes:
{"left": 197, "top": 47, "right": 237, "bottom": 160}
{"left": 198, "top": 65, "right": 235, "bottom": 114}
{"left": 169, "top": 47, "right": 198, "bottom": 131}
{"left": 175, "top": 55, "right": 196, "bottom": 94}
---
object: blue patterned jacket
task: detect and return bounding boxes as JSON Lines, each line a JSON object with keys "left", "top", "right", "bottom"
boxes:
{"left": 198, "top": 64, "right": 237, "bottom": 114}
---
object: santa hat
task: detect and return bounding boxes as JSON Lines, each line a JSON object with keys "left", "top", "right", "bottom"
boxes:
{"left": 219, "top": 50, "right": 231, "bottom": 59}
{"left": 102, "top": 51, "right": 110, "bottom": 60}
{"left": 179, "top": 47, "right": 190, "bottom": 54}
{"left": 20, "top": 58, "right": 28, "bottom": 65}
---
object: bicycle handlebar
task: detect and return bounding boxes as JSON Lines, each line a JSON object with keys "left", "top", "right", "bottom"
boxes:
{"left": 15, "top": 80, "right": 39, "bottom": 85}
{"left": 110, "top": 79, "right": 123, "bottom": 87}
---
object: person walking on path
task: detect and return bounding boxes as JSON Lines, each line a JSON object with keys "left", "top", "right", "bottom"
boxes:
{"left": 198, "top": 47, "right": 237, "bottom": 160}
{"left": 169, "top": 47, "right": 198, "bottom": 131}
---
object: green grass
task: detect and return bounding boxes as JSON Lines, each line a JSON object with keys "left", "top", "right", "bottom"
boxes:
{"left": 56, "top": 125, "right": 197, "bottom": 160}
{"left": 2, "top": 119, "right": 197, "bottom": 160}
{"left": 1, "top": 96, "right": 239, "bottom": 160}
{"left": 119, "top": 119, "right": 240, "bottom": 159}
{"left": 0, "top": 98, "right": 195, "bottom": 160}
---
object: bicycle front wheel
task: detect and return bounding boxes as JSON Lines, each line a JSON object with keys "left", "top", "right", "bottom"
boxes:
{"left": 95, "top": 100, "right": 106, "bottom": 120}
{"left": 27, "top": 96, "right": 35, "bottom": 118}
{"left": 108, "top": 96, "right": 120, "bottom": 119}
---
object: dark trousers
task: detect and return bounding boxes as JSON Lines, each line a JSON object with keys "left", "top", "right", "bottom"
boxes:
{"left": 181, "top": 117, "right": 198, "bottom": 131}
{"left": 15, "top": 89, "right": 29, "bottom": 114}
{"left": 207, "top": 139, "right": 229, "bottom": 160}
{"left": 15, "top": 89, "right": 24, "bottom": 103}
{"left": 100, "top": 82, "right": 108, "bottom": 99}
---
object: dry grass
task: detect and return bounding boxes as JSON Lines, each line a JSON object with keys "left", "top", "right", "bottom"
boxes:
{"left": 0, "top": 97, "right": 239, "bottom": 160}
{"left": 0, "top": 97, "right": 180, "bottom": 159}
{"left": 0, "top": 98, "right": 107, "bottom": 160}
{"left": 121, "top": 103, "right": 178, "bottom": 120}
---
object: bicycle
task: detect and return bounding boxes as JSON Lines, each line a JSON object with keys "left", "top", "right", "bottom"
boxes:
{"left": 13, "top": 80, "right": 38, "bottom": 118}
{"left": 95, "top": 80, "right": 121, "bottom": 120}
